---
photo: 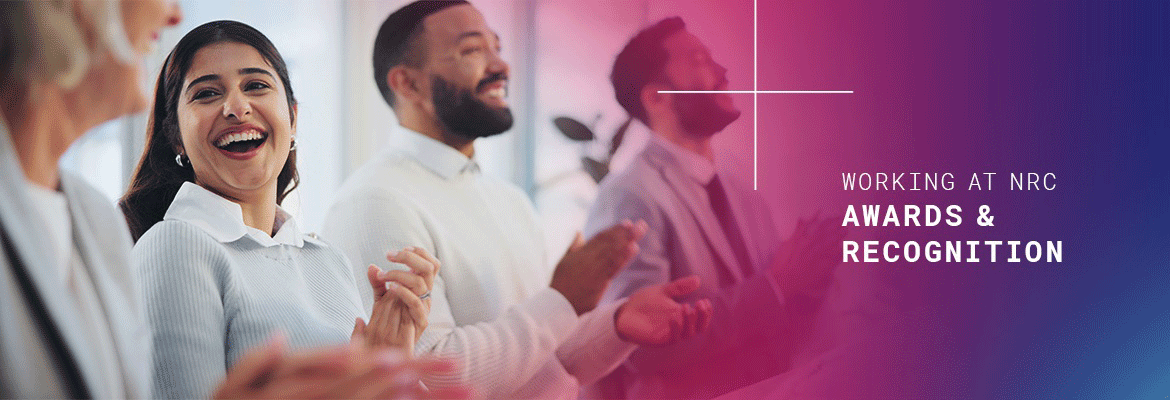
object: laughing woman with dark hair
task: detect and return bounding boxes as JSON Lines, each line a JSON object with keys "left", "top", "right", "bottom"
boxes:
{"left": 120, "top": 20, "right": 439, "bottom": 399}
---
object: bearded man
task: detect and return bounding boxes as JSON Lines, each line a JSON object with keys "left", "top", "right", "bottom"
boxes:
{"left": 324, "top": 3, "right": 713, "bottom": 399}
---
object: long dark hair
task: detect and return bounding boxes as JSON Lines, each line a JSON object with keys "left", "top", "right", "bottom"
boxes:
{"left": 120, "top": 20, "right": 299, "bottom": 242}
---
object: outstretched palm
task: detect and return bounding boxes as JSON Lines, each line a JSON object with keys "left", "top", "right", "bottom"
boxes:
{"left": 615, "top": 276, "right": 713, "bottom": 346}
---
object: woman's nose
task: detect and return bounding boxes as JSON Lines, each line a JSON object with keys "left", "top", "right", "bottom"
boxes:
{"left": 222, "top": 91, "right": 251, "bottom": 120}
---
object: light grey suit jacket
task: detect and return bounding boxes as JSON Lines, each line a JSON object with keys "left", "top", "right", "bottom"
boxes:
{"left": 584, "top": 137, "right": 791, "bottom": 399}
{"left": 0, "top": 122, "right": 151, "bottom": 398}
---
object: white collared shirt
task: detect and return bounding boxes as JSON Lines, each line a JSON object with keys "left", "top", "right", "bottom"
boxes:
{"left": 134, "top": 182, "right": 364, "bottom": 399}
{"left": 389, "top": 127, "right": 483, "bottom": 180}
{"left": 648, "top": 134, "right": 716, "bottom": 185}
{"left": 165, "top": 182, "right": 304, "bottom": 247}
{"left": 324, "top": 126, "right": 636, "bottom": 399}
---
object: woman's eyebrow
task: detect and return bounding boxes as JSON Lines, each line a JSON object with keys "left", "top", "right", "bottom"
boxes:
{"left": 185, "top": 68, "right": 274, "bottom": 93}
{"left": 185, "top": 74, "right": 220, "bottom": 92}
{"left": 239, "top": 67, "right": 275, "bottom": 79}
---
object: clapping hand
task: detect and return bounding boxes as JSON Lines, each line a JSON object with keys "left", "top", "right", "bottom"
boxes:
{"left": 551, "top": 220, "right": 649, "bottom": 315}
{"left": 353, "top": 247, "right": 440, "bottom": 351}
{"left": 770, "top": 212, "right": 847, "bottom": 302}
{"left": 614, "top": 276, "right": 713, "bottom": 346}
{"left": 212, "top": 333, "right": 468, "bottom": 399}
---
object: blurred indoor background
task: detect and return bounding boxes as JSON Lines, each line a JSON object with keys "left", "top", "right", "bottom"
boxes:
{"left": 63, "top": 0, "right": 759, "bottom": 261}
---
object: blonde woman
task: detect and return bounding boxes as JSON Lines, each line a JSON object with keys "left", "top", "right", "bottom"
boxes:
{"left": 0, "top": 2, "right": 457, "bottom": 399}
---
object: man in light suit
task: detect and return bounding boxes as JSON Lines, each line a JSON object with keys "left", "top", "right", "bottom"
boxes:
{"left": 585, "top": 17, "right": 844, "bottom": 399}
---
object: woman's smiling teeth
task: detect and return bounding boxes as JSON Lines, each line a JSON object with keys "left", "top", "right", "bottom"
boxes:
{"left": 215, "top": 129, "right": 268, "bottom": 153}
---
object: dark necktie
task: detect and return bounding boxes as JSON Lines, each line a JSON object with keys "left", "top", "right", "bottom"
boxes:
{"left": 705, "top": 175, "right": 755, "bottom": 278}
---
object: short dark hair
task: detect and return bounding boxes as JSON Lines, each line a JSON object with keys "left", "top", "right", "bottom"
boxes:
{"left": 611, "top": 17, "right": 687, "bottom": 125}
{"left": 373, "top": 0, "right": 469, "bottom": 108}
{"left": 120, "top": 20, "right": 299, "bottom": 242}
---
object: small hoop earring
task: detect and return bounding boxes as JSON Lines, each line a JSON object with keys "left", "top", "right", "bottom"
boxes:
{"left": 289, "top": 138, "right": 298, "bottom": 152}
{"left": 175, "top": 153, "right": 187, "bottom": 167}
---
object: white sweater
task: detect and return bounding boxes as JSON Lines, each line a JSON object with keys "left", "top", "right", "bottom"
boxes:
{"left": 323, "top": 127, "right": 636, "bottom": 399}
{"left": 134, "top": 182, "right": 365, "bottom": 399}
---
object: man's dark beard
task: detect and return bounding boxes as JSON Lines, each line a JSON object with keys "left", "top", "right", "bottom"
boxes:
{"left": 671, "top": 85, "right": 740, "bottom": 138}
{"left": 432, "top": 74, "right": 514, "bottom": 139}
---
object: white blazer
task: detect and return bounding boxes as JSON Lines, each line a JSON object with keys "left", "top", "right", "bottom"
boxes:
{"left": 584, "top": 136, "right": 790, "bottom": 399}
{"left": 0, "top": 121, "right": 150, "bottom": 398}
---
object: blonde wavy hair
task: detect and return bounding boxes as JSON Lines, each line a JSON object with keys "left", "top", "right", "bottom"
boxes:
{"left": 0, "top": 0, "right": 125, "bottom": 94}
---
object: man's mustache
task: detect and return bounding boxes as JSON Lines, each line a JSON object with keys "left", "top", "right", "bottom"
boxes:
{"left": 476, "top": 73, "right": 508, "bottom": 92}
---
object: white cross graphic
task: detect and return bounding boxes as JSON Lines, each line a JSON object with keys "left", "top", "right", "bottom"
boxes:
{"left": 659, "top": 0, "right": 854, "bottom": 190}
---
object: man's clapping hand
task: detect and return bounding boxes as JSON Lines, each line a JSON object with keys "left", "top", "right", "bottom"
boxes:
{"left": 771, "top": 214, "right": 846, "bottom": 302}
{"left": 615, "top": 276, "right": 713, "bottom": 346}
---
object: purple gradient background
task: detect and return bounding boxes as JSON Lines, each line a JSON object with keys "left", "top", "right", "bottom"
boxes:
{"left": 621, "top": 0, "right": 1170, "bottom": 398}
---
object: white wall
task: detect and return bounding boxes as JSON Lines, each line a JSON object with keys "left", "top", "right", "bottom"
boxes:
{"left": 61, "top": 0, "right": 533, "bottom": 234}
{"left": 62, "top": 0, "right": 767, "bottom": 249}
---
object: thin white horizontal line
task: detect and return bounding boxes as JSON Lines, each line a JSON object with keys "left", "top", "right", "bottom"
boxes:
{"left": 658, "top": 90, "right": 854, "bottom": 94}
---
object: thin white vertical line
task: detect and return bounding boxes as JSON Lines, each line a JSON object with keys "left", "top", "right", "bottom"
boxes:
{"left": 659, "top": 1, "right": 851, "bottom": 190}
{"left": 753, "top": 0, "right": 759, "bottom": 191}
